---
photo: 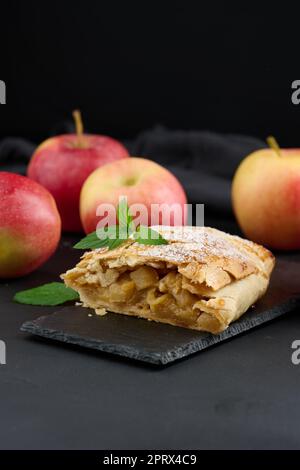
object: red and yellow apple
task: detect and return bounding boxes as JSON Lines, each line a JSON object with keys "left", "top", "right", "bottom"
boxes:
{"left": 0, "top": 172, "right": 61, "bottom": 278}
{"left": 27, "top": 111, "right": 129, "bottom": 232}
{"left": 80, "top": 157, "right": 187, "bottom": 233}
{"left": 232, "top": 138, "right": 300, "bottom": 250}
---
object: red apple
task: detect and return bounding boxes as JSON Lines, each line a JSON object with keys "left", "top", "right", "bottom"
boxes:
{"left": 0, "top": 172, "right": 61, "bottom": 278}
{"left": 27, "top": 111, "right": 129, "bottom": 232}
{"left": 232, "top": 137, "right": 300, "bottom": 250}
{"left": 80, "top": 157, "right": 187, "bottom": 233}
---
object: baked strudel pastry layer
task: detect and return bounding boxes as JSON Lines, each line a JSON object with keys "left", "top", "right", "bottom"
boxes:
{"left": 62, "top": 226, "right": 275, "bottom": 334}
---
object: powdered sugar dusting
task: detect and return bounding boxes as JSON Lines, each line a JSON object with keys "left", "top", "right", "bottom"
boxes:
{"left": 89, "top": 226, "right": 261, "bottom": 267}
{"left": 131, "top": 226, "right": 251, "bottom": 263}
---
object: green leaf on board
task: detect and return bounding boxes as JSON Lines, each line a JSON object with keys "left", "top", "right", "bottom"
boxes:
{"left": 14, "top": 282, "right": 79, "bottom": 306}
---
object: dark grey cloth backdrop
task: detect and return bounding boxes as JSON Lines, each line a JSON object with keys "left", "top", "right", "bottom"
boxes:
{"left": 0, "top": 126, "right": 265, "bottom": 221}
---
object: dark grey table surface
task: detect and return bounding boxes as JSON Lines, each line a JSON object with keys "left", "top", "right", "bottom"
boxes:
{"left": 1, "top": 235, "right": 300, "bottom": 450}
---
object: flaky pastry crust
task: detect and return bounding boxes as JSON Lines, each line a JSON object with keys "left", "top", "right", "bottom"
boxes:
{"left": 62, "top": 226, "right": 275, "bottom": 334}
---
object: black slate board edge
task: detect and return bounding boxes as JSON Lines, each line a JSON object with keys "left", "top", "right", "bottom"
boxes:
{"left": 20, "top": 296, "right": 300, "bottom": 366}
{"left": 20, "top": 317, "right": 162, "bottom": 365}
{"left": 162, "top": 298, "right": 300, "bottom": 364}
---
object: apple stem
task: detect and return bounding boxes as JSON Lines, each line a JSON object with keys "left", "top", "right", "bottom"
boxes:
{"left": 266, "top": 136, "right": 282, "bottom": 157}
{"left": 72, "top": 110, "right": 84, "bottom": 147}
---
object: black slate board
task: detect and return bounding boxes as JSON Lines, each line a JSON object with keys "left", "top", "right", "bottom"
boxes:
{"left": 20, "top": 259, "right": 300, "bottom": 365}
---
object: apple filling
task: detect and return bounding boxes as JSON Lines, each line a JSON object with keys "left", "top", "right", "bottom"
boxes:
{"left": 62, "top": 225, "right": 274, "bottom": 333}
{"left": 70, "top": 263, "right": 215, "bottom": 327}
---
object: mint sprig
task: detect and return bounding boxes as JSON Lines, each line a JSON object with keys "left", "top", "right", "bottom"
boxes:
{"left": 117, "top": 196, "right": 133, "bottom": 230}
{"left": 14, "top": 282, "right": 79, "bottom": 306}
{"left": 74, "top": 226, "right": 126, "bottom": 250}
{"left": 134, "top": 225, "right": 168, "bottom": 245}
{"left": 74, "top": 201, "right": 168, "bottom": 251}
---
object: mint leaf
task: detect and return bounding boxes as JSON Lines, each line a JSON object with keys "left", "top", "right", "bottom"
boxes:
{"left": 74, "top": 201, "right": 169, "bottom": 251}
{"left": 107, "top": 237, "right": 126, "bottom": 250}
{"left": 74, "top": 226, "right": 125, "bottom": 250}
{"left": 14, "top": 282, "right": 79, "bottom": 306}
{"left": 74, "top": 230, "right": 110, "bottom": 250}
{"left": 117, "top": 196, "right": 132, "bottom": 228}
{"left": 134, "top": 226, "right": 168, "bottom": 245}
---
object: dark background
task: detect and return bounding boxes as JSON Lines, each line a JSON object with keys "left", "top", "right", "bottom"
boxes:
{"left": 2, "top": 2, "right": 300, "bottom": 451}
{"left": 2, "top": 1, "right": 300, "bottom": 145}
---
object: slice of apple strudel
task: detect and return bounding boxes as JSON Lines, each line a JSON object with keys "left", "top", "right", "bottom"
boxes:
{"left": 62, "top": 226, "right": 275, "bottom": 334}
